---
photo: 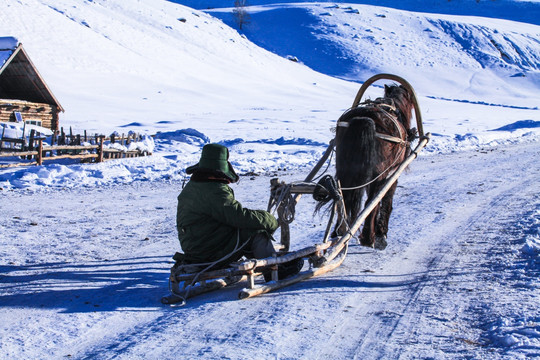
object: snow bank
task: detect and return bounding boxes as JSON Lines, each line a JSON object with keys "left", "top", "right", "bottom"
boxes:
{"left": 0, "top": 122, "right": 54, "bottom": 139}
{"left": 105, "top": 135, "right": 155, "bottom": 154}
{"left": 0, "top": 154, "right": 183, "bottom": 191}
{"left": 486, "top": 317, "right": 540, "bottom": 351}
{"left": 520, "top": 209, "right": 540, "bottom": 256}
{"left": 2, "top": 115, "right": 540, "bottom": 191}
{"left": 0, "top": 36, "right": 17, "bottom": 68}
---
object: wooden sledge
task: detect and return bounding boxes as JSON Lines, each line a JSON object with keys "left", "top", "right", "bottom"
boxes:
{"left": 162, "top": 74, "right": 431, "bottom": 305}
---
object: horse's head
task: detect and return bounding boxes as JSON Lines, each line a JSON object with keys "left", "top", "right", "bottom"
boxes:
{"left": 384, "top": 84, "right": 413, "bottom": 128}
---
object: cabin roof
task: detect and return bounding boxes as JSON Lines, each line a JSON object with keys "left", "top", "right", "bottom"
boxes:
{"left": 0, "top": 37, "right": 64, "bottom": 112}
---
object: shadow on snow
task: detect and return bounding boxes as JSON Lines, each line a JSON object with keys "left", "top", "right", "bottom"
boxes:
{"left": 0, "top": 256, "right": 171, "bottom": 313}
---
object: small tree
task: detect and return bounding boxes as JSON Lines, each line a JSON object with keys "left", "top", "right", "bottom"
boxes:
{"left": 233, "top": 0, "right": 250, "bottom": 30}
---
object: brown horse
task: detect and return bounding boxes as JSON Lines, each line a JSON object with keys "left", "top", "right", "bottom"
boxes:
{"left": 329, "top": 84, "right": 415, "bottom": 249}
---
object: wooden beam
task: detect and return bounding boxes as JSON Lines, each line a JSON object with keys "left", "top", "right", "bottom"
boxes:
{"left": 0, "top": 150, "right": 38, "bottom": 157}
{"left": 238, "top": 247, "right": 347, "bottom": 299}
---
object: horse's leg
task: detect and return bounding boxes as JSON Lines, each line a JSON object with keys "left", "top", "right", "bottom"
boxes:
{"left": 360, "top": 205, "right": 380, "bottom": 247}
{"left": 359, "top": 183, "right": 381, "bottom": 247}
{"left": 374, "top": 181, "right": 398, "bottom": 250}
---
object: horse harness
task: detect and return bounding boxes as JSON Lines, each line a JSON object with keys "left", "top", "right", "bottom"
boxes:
{"left": 335, "top": 100, "right": 414, "bottom": 191}
{"left": 336, "top": 100, "right": 409, "bottom": 147}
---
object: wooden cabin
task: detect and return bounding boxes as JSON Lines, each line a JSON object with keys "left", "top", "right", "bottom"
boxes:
{"left": 0, "top": 37, "right": 64, "bottom": 132}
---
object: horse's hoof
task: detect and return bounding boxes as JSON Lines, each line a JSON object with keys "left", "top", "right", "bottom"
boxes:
{"left": 374, "top": 235, "right": 387, "bottom": 250}
{"left": 359, "top": 239, "right": 374, "bottom": 248}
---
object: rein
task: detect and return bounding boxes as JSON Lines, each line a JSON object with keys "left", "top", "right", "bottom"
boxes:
{"left": 339, "top": 145, "right": 407, "bottom": 191}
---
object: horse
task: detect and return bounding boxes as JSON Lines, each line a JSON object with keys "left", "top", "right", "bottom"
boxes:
{"left": 326, "top": 84, "right": 416, "bottom": 249}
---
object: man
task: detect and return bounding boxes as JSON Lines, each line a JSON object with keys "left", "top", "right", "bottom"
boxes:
{"left": 176, "top": 143, "right": 303, "bottom": 280}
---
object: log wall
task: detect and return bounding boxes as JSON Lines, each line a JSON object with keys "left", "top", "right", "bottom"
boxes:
{"left": 0, "top": 99, "right": 59, "bottom": 131}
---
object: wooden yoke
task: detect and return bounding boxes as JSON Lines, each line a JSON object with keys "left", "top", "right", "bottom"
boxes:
{"left": 351, "top": 73, "right": 424, "bottom": 137}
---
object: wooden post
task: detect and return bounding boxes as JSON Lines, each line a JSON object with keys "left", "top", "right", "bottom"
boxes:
{"left": 58, "top": 128, "right": 65, "bottom": 155}
{"left": 37, "top": 139, "right": 43, "bottom": 165}
{"left": 21, "top": 121, "right": 26, "bottom": 150}
{"left": 97, "top": 136, "right": 104, "bottom": 163}
{"left": 0, "top": 125, "right": 5, "bottom": 151}
{"left": 27, "top": 130, "right": 35, "bottom": 160}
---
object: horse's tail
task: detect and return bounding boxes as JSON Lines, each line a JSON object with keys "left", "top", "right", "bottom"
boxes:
{"left": 335, "top": 116, "right": 378, "bottom": 222}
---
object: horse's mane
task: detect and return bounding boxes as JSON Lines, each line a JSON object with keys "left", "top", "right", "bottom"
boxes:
{"left": 383, "top": 84, "right": 413, "bottom": 129}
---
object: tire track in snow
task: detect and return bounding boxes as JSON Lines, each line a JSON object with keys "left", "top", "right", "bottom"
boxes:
{"left": 41, "top": 143, "right": 540, "bottom": 359}
{"left": 301, "top": 142, "right": 540, "bottom": 359}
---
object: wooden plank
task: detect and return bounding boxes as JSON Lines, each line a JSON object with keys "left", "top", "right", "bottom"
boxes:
{"left": 232, "top": 241, "right": 334, "bottom": 270}
{"left": 174, "top": 268, "right": 244, "bottom": 282}
{"left": 238, "top": 246, "right": 347, "bottom": 299}
{"left": 0, "top": 100, "right": 56, "bottom": 129}
{"left": 42, "top": 145, "right": 98, "bottom": 151}
{"left": 0, "top": 138, "right": 25, "bottom": 145}
{"left": 43, "top": 154, "right": 98, "bottom": 161}
{"left": 0, "top": 161, "right": 37, "bottom": 168}
{"left": 163, "top": 276, "right": 245, "bottom": 304}
{"left": 0, "top": 150, "right": 38, "bottom": 157}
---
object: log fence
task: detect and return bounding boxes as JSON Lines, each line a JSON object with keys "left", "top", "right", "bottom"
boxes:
{"left": 0, "top": 129, "right": 151, "bottom": 169}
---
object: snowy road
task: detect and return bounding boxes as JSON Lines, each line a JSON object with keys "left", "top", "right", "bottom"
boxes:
{"left": 1, "top": 142, "right": 539, "bottom": 359}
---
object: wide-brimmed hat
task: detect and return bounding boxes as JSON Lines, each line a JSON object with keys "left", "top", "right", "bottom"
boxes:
{"left": 186, "top": 143, "right": 239, "bottom": 183}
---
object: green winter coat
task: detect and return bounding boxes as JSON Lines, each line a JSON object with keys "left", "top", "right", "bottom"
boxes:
{"left": 176, "top": 180, "right": 278, "bottom": 264}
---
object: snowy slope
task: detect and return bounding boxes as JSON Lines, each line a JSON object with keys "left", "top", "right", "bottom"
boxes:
{"left": 1, "top": 0, "right": 538, "bottom": 138}
{"left": 175, "top": 0, "right": 540, "bottom": 26}
{"left": 0, "top": 0, "right": 356, "bottom": 137}
{"left": 207, "top": 3, "right": 540, "bottom": 105}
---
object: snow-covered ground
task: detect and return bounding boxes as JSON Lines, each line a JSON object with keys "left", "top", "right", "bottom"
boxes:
{"left": 0, "top": 0, "right": 539, "bottom": 358}
{"left": 0, "top": 0, "right": 539, "bottom": 190}
{"left": 1, "top": 143, "right": 539, "bottom": 359}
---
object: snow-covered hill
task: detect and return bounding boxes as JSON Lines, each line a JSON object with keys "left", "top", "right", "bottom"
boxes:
{"left": 207, "top": 3, "right": 540, "bottom": 105}
{"left": 1, "top": 0, "right": 538, "bottom": 139}
{"left": 0, "top": 0, "right": 355, "bottom": 137}
{"left": 175, "top": 0, "right": 540, "bottom": 26}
